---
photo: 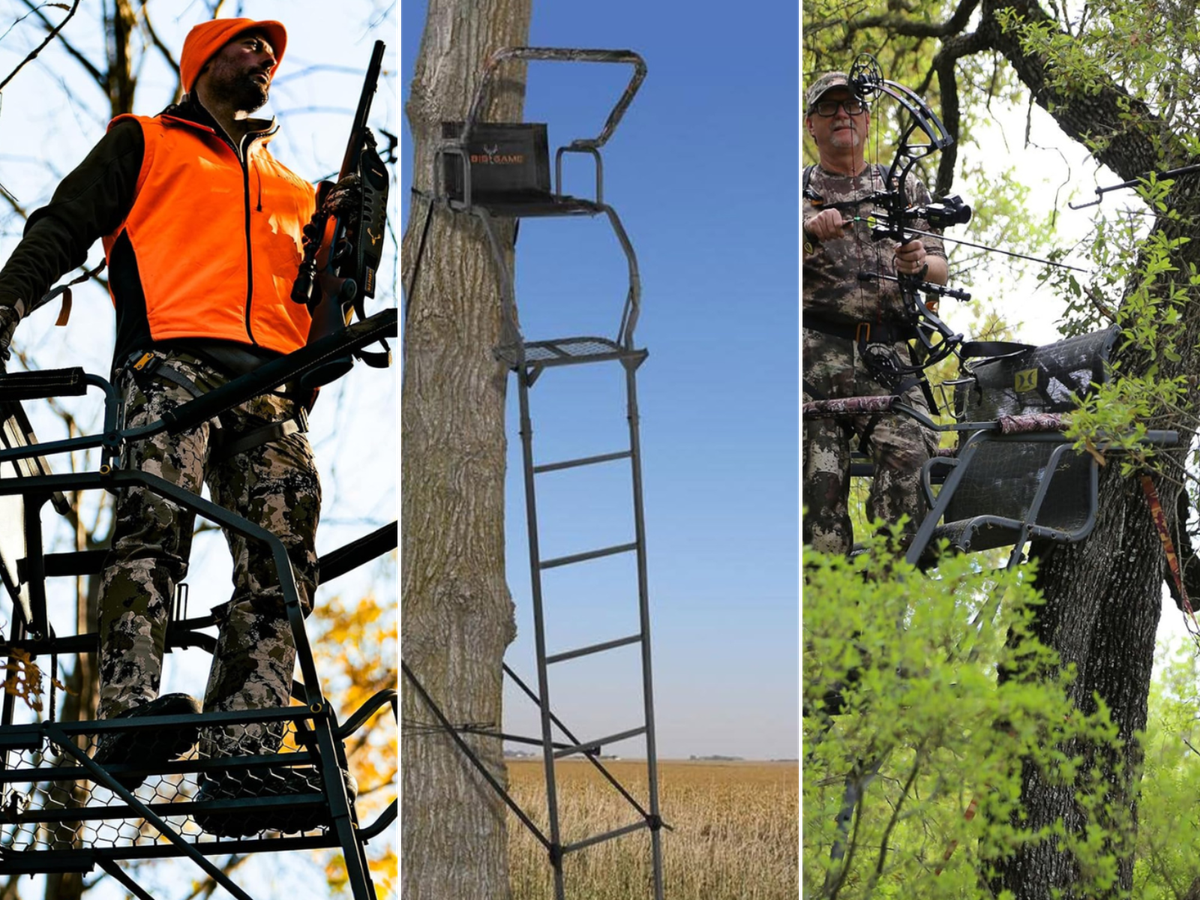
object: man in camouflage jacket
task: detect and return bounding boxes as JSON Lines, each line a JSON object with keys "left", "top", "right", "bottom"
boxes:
{"left": 0, "top": 19, "right": 351, "bottom": 831}
{"left": 803, "top": 72, "right": 947, "bottom": 557}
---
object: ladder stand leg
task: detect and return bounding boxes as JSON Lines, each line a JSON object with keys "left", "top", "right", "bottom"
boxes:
{"left": 624, "top": 361, "right": 664, "bottom": 900}
{"left": 98, "top": 859, "right": 161, "bottom": 900}
{"left": 517, "top": 368, "right": 567, "bottom": 900}
{"left": 312, "top": 718, "right": 375, "bottom": 900}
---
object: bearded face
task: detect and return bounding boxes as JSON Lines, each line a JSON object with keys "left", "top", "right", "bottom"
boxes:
{"left": 201, "top": 33, "right": 275, "bottom": 114}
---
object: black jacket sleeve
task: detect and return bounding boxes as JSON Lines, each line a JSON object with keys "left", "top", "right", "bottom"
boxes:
{"left": 0, "top": 119, "right": 144, "bottom": 313}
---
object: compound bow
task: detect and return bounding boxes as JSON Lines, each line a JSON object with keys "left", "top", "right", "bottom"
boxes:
{"left": 845, "top": 53, "right": 975, "bottom": 382}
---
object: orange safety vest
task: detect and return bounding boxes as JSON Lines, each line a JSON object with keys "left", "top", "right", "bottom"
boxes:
{"left": 103, "top": 113, "right": 316, "bottom": 355}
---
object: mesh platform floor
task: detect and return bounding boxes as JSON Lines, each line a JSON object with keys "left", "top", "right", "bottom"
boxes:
{"left": 1, "top": 720, "right": 341, "bottom": 854}
{"left": 494, "top": 336, "right": 645, "bottom": 368}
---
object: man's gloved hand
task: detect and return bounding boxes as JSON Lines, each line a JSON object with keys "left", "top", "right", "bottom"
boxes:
{"left": 322, "top": 173, "right": 361, "bottom": 218}
{"left": 0, "top": 305, "right": 19, "bottom": 375}
{"left": 299, "top": 176, "right": 361, "bottom": 260}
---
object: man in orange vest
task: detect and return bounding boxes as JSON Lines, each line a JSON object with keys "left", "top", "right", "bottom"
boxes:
{"left": 0, "top": 18, "right": 352, "bottom": 835}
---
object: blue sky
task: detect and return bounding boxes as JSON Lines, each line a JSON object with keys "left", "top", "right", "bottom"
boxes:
{"left": 401, "top": 4, "right": 799, "bottom": 759}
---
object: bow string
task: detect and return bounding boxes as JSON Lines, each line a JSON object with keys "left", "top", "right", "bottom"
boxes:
{"left": 847, "top": 53, "right": 971, "bottom": 371}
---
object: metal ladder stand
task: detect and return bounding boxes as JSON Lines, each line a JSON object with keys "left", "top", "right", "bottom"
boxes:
{"left": 0, "top": 312, "right": 399, "bottom": 899}
{"left": 419, "top": 47, "right": 665, "bottom": 899}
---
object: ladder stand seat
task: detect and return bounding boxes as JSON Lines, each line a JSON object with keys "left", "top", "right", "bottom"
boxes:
{"left": 448, "top": 194, "right": 603, "bottom": 218}
{"left": 805, "top": 326, "right": 1178, "bottom": 569}
{"left": 923, "top": 436, "right": 1096, "bottom": 555}
{"left": 907, "top": 327, "right": 1119, "bottom": 566}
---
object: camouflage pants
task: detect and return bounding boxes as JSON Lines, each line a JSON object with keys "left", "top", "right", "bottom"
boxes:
{"left": 98, "top": 350, "right": 320, "bottom": 753}
{"left": 802, "top": 328, "right": 937, "bottom": 556}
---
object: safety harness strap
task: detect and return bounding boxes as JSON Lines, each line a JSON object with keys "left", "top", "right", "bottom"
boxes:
{"left": 802, "top": 378, "right": 827, "bottom": 402}
{"left": 128, "top": 352, "right": 208, "bottom": 399}
{"left": 208, "top": 413, "right": 308, "bottom": 467}
{"left": 802, "top": 316, "right": 913, "bottom": 345}
{"left": 124, "top": 350, "right": 313, "bottom": 464}
{"left": 959, "top": 340, "right": 1034, "bottom": 359}
{"left": 1141, "top": 475, "right": 1192, "bottom": 615}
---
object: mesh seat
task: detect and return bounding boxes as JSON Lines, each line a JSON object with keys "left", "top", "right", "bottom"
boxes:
{"left": 914, "top": 327, "right": 1118, "bottom": 561}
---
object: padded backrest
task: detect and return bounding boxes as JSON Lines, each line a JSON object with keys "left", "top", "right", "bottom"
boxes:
{"left": 956, "top": 327, "right": 1117, "bottom": 420}
{"left": 941, "top": 327, "right": 1117, "bottom": 538}
{"left": 440, "top": 122, "right": 552, "bottom": 201}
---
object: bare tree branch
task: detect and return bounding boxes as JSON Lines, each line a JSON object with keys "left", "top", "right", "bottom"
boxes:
{"left": 12, "top": 0, "right": 101, "bottom": 87}
{"left": 0, "top": 184, "right": 29, "bottom": 219}
{"left": 832, "top": 0, "right": 981, "bottom": 44}
{"left": 931, "top": 29, "right": 996, "bottom": 193}
{"left": 137, "top": 0, "right": 180, "bottom": 96}
{"left": 0, "top": 0, "right": 81, "bottom": 92}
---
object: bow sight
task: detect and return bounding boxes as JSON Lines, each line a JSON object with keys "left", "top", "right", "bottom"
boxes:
{"left": 912, "top": 195, "right": 972, "bottom": 229}
{"left": 867, "top": 194, "right": 973, "bottom": 243}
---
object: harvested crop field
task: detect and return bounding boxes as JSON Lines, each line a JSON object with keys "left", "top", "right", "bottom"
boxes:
{"left": 507, "top": 758, "right": 798, "bottom": 900}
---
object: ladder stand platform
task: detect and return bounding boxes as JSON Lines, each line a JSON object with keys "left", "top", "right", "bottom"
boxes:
{"left": 496, "top": 336, "right": 647, "bottom": 371}
{"left": 0, "top": 311, "right": 399, "bottom": 899}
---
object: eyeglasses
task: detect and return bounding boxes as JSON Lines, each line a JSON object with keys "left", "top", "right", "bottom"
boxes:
{"left": 812, "top": 99, "right": 866, "bottom": 117}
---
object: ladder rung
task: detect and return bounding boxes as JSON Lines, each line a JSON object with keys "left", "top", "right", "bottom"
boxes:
{"left": 563, "top": 819, "right": 650, "bottom": 855}
{"left": 553, "top": 726, "right": 646, "bottom": 759}
{"left": 534, "top": 450, "right": 631, "bottom": 474}
{"left": 540, "top": 542, "right": 638, "bottom": 570}
{"left": 546, "top": 633, "right": 643, "bottom": 665}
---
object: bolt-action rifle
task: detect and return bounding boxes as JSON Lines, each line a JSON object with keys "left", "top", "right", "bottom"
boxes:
{"left": 292, "top": 39, "right": 391, "bottom": 391}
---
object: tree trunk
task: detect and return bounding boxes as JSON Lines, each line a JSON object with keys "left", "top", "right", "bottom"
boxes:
{"left": 973, "top": 0, "right": 1200, "bottom": 894}
{"left": 400, "top": 1, "right": 532, "bottom": 898}
{"left": 104, "top": 0, "right": 137, "bottom": 118}
{"left": 40, "top": 3, "right": 138, "bottom": 885}
{"left": 993, "top": 475, "right": 1167, "bottom": 897}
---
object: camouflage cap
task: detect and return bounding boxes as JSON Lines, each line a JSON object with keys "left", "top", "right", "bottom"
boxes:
{"left": 805, "top": 72, "right": 856, "bottom": 113}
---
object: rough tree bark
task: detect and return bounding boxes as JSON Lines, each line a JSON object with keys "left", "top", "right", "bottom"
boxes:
{"left": 973, "top": 1, "right": 1200, "bottom": 895}
{"left": 930, "top": 1, "right": 1199, "bottom": 895}
{"left": 400, "top": 1, "right": 532, "bottom": 898}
